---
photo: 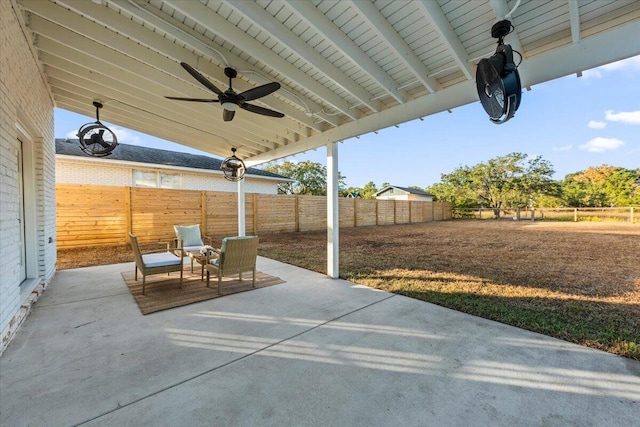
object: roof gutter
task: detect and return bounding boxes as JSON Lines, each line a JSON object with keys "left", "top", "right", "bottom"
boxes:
{"left": 55, "top": 154, "right": 294, "bottom": 183}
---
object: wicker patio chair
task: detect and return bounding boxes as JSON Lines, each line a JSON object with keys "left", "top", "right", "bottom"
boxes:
{"left": 129, "top": 233, "right": 184, "bottom": 295}
{"left": 173, "top": 224, "right": 213, "bottom": 273}
{"left": 205, "top": 236, "right": 259, "bottom": 294}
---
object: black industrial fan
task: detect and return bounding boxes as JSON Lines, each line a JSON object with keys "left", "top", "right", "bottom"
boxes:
{"left": 476, "top": 20, "right": 521, "bottom": 124}
{"left": 77, "top": 101, "right": 118, "bottom": 156}
{"left": 166, "top": 62, "right": 284, "bottom": 122}
{"left": 220, "top": 148, "right": 246, "bottom": 181}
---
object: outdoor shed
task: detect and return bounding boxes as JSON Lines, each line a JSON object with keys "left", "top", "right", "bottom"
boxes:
{"left": 56, "top": 139, "right": 291, "bottom": 194}
{"left": 375, "top": 186, "right": 434, "bottom": 202}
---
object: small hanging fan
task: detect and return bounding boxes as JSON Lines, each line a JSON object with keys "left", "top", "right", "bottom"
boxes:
{"left": 220, "top": 148, "right": 246, "bottom": 181}
{"left": 166, "top": 62, "right": 284, "bottom": 122}
{"left": 476, "top": 20, "right": 522, "bottom": 124}
{"left": 77, "top": 101, "right": 118, "bottom": 156}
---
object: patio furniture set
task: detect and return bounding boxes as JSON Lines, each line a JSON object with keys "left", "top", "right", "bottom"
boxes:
{"left": 129, "top": 224, "right": 259, "bottom": 295}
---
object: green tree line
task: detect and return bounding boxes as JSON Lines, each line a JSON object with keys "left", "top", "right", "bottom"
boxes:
{"left": 262, "top": 154, "right": 640, "bottom": 211}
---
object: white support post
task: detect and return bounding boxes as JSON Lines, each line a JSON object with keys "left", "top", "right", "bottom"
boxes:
{"left": 327, "top": 141, "right": 339, "bottom": 278}
{"left": 237, "top": 178, "right": 246, "bottom": 237}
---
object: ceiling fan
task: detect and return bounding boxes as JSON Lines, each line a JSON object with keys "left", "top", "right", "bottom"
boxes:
{"left": 77, "top": 101, "right": 118, "bottom": 157}
{"left": 476, "top": 20, "right": 522, "bottom": 124}
{"left": 166, "top": 62, "right": 284, "bottom": 122}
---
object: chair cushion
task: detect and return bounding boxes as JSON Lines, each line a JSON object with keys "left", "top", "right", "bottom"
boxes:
{"left": 142, "top": 252, "right": 182, "bottom": 268}
{"left": 174, "top": 224, "right": 204, "bottom": 247}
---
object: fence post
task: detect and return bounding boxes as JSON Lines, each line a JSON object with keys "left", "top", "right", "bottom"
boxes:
{"left": 353, "top": 197, "right": 357, "bottom": 227}
{"left": 295, "top": 194, "right": 300, "bottom": 232}
{"left": 574, "top": 208, "right": 578, "bottom": 222}
{"left": 124, "top": 186, "right": 132, "bottom": 237}
{"left": 393, "top": 200, "right": 397, "bottom": 224}
{"left": 631, "top": 207, "right": 634, "bottom": 223}
{"left": 201, "top": 191, "right": 207, "bottom": 233}
{"left": 253, "top": 193, "right": 258, "bottom": 234}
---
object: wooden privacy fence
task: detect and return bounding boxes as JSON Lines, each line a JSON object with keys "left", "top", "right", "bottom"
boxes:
{"left": 56, "top": 184, "right": 452, "bottom": 248}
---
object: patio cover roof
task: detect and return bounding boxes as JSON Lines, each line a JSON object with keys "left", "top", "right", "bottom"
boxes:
{"left": 15, "top": 0, "right": 640, "bottom": 166}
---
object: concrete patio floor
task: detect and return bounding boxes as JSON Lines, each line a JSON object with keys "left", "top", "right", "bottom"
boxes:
{"left": 1, "top": 257, "right": 638, "bottom": 426}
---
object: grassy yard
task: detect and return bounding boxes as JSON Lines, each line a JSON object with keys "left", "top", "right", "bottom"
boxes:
{"left": 256, "top": 220, "right": 640, "bottom": 360}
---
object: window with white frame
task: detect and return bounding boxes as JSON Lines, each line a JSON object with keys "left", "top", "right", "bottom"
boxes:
{"left": 133, "top": 170, "right": 181, "bottom": 188}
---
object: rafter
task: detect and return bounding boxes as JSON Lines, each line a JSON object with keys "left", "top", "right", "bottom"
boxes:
{"left": 347, "top": 0, "right": 441, "bottom": 94}
{"left": 279, "top": 0, "right": 404, "bottom": 105}
{"left": 490, "top": 0, "right": 526, "bottom": 58}
{"left": 568, "top": 0, "right": 581, "bottom": 44}
{"left": 415, "top": 0, "right": 474, "bottom": 80}
{"left": 227, "top": 0, "right": 381, "bottom": 113}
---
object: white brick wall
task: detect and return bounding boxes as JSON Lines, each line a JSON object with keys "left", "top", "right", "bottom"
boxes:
{"left": 56, "top": 159, "right": 132, "bottom": 186}
{"left": 1, "top": 1, "right": 56, "bottom": 354}
{"left": 57, "top": 158, "right": 281, "bottom": 194}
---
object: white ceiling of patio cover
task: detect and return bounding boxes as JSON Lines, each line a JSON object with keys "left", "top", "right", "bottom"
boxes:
{"left": 17, "top": 0, "right": 640, "bottom": 165}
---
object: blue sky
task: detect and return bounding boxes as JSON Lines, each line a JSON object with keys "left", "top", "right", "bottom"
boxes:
{"left": 56, "top": 55, "right": 639, "bottom": 189}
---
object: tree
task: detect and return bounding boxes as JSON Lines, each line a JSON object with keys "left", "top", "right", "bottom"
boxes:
{"left": 360, "top": 181, "right": 378, "bottom": 199}
{"left": 561, "top": 165, "right": 640, "bottom": 207}
{"left": 429, "top": 152, "right": 556, "bottom": 217}
{"left": 262, "top": 160, "right": 346, "bottom": 195}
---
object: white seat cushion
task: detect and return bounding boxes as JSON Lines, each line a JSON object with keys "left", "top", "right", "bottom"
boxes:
{"left": 142, "top": 252, "right": 182, "bottom": 268}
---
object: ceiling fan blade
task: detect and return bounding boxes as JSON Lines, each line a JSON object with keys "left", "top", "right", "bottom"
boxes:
{"left": 241, "top": 103, "right": 285, "bottom": 118}
{"left": 179, "top": 62, "right": 224, "bottom": 95}
{"left": 223, "top": 109, "right": 236, "bottom": 122}
{"left": 165, "top": 96, "right": 219, "bottom": 102}
{"left": 239, "top": 82, "right": 281, "bottom": 102}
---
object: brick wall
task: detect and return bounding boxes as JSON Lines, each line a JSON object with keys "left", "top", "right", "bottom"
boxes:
{"left": 1, "top": 1, "right": 56, "bottom": 355}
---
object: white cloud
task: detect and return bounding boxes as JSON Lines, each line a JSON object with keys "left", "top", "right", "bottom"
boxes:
{"left": 111, "top": 127, "right": 143, "bottom": 144}
{"left": 582, "top": 68, "right": 602, "bottom": 79}
{"left": 587, "top": 120, "right": 606, "bottom": 129}
{"left": 599, "top": 55, "right": 640, "bottom": 72}
{"left": 552, "top": 145, "right": 573, "bottom": 152}
{"left": 605, "top": 110, "right": 640, "bottom": 125}
{"left": 579, "top": 137, "right": 625, "bottom": 153}
{"left": 583, "top": 55, "right": 640, "bottom": 78}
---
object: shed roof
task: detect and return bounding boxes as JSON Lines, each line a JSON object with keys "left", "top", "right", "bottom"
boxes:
{"left": 55, "top": 139, "right": 290, "bottom": 181}
{"left": 375, "top": 186, "right": 434, "bottom": 197}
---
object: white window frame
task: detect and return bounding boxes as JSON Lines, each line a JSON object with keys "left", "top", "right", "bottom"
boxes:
{"left": 132, "top": 169, "right": 181, "bottom": 189}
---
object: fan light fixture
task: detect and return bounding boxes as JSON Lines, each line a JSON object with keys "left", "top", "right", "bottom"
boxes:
{"left": 475, "top": 20, "right": 521, "bottom": 124}
{"left": 220, "top": 148, "right": 246, "bottom": 181}
{"left": 222, "top": 102, "right": 238, "bottom": 112}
